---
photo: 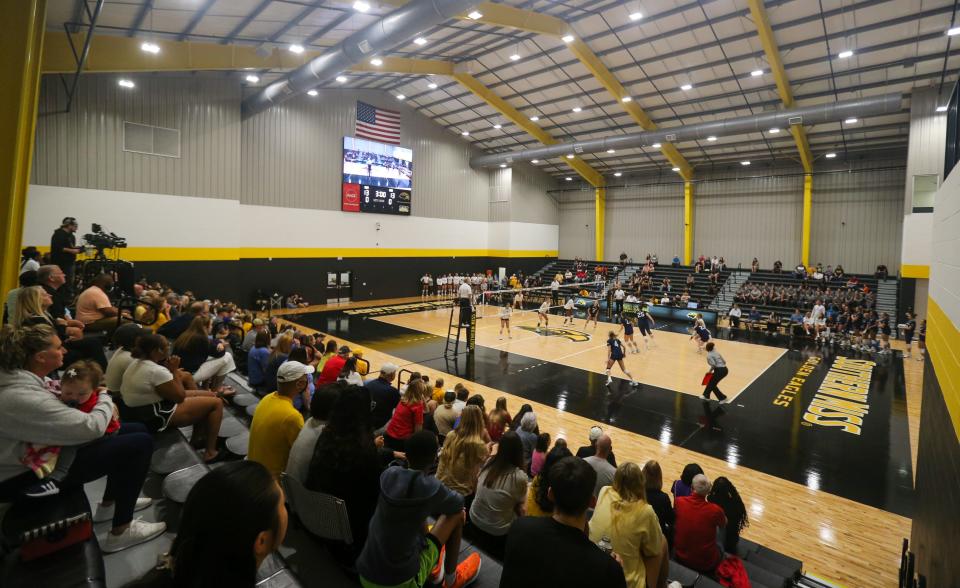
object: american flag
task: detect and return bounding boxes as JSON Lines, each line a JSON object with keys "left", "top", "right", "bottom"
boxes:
{"left": 356, "top": 101, "right": 401, "bottom": 145}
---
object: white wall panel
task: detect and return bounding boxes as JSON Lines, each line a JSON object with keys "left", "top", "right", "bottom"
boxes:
{"left": 930, "top": 161, "right": 960, "bottom": 325}
{"left": 510, "top": 163, "right": 560, "bottom": 225}
{"left": 558, "top": 196, "right": 595, "bottom": 259}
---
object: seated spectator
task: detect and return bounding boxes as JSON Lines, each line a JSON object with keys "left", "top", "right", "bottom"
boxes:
{"left": 487, "top": 396, "right": 511, "bottom": 442}
{"left": 748, "top": 306, "right": 761, "bottom": 325}
{"left": 135, "top": 461, "right": 286, "bottom": 586}
{"left": 501, "top": 457, "right": 626, "bottom": 588}
{"left": 708, "top": 476, "right": 748, "bottom": 554}
{"left": 643, "top": 460, "right": 674, "bottom": 550}
{"left": 0, "top": 324, "right": 164, "bottom": 552}
{"left": 431, "top": 376, "right": 446, "bottom": 403}
{"left": 469, "top": 431, "right": 528, "bottom": 557}
{"left": 384, "top": 378, "right": 427, "bottom": 451}
{"left": 584, "top": 433, "right": 616, "bottom": 499}
{"left": 288, "top": 346, "right": 316, "bottom": 409}
{"left": 241, "top": 318, "right": 266, "bottom": 352}
{"left": 135, "top": 291, "right": 169, "bottom": 333}
{"left": 434, "top": 390, "right": 461, "bottom": 437}
{"left": 105, "top": 323, "right": 144, "bottom": 401}
{"left": 19, "top": 246, "right": 40, "bottom": 276}
{"left": 14, "top": 284, "right": 108, "bottom": 368}
{"left": 517, "top": 411, "right": 539, "bottom": 468}
{"left": 120, "top": 333, "right": 225, "bottom": 462}
{"left": 530, "top": 432, "right": 550, "bottom": 476}
{"left": 575, "top": 425, "right": 617, "bottom": 467}
{"left": 526, "top": 444, "right": 573, "bottom": 517}
{"left": 672, "top": 255, "right": 680, "bottom": 267}
{"left": 671, "top": 463, "right": 704, "bottom": 499}
{"left": 76, "top": 273, "right": 125, "bottom": 333}
{"left": 589, "top": 462, "right": 667, "bottom": 588}
{"left": 248, "top": 361, "right": 311, "bottom": 478}
{"left": 286, "top": 383, "right": 340, "bottom": 482}
{"left": 794, "top": 263, "right": 806, "bottom": 279}
{"left": 773, "top": 260, "right": 783, "bottom": 273}
{"left": 876, "top": 264, "right": 888, "bottom": 279}
{"left": 366, "top": 362, "right": 401, "bottom": 431}
{"left": 336, "top": 356, "right": 364, "bottom": 387}
{"left": 674, "top": 474, "right": 727, "bottom": 574}
{"left": 5, "top": 269, "right": 38, "bottom": 325}
{"left": 157, "top": 300, "right": 207, "bottom": 340}
{"left": 437, "top": 405, "right": 490, "bottom": 498}
{"left": 172, "top": 315, "right": 236, "bottom": 393}
{"left": 357, "top": 431, "right": 481, "bottom": 588}
{"left": 263, "top": 334, "right": 293, "bottom": 393}
{"left": 316, "top": 344, "right": 350, "bottom": 386}
{"left": 510, "top": 403, "right": 536, "bottom": 432}
{"left": 247, "top": 330, "right": 271, "bottom": 394}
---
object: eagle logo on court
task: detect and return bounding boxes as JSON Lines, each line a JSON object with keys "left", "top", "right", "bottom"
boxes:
{"left": 517, "top": 326, "right": 591, "bottom": 342}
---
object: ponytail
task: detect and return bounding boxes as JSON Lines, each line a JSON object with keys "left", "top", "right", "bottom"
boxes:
{"left": 0, "top": 324, "right": 56, "bottom": 371}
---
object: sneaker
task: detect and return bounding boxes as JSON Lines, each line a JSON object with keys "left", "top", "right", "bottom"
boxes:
{"left": 22, "top": 479, "right": 60, "bottom": 498}
{"left": 605, "top": 377, "right": 612, "bottom": 385}
{"left": 101, "top": 518, "right": 166, "bottom": 553}
{"left": 701, "top": 394, "right": 711, "bottom": 401}
{"left": 630, "top": 381, "right": 639, "bottom": 387}
{"left": 444, "top": 552, "right": 481, "bottom": 588}
{"left": 94, "top": 497, "right": 153, "bottom": 523}
{"left": 719, "top": 396, "right": 732, "bottom": 405}
{"left": 430, "top": 545, "right": 447, "bottom": 584}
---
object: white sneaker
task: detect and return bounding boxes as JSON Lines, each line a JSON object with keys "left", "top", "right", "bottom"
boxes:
{"left": 606, "top": 377, "right": 612, "bottom": 385}
{"left": 101, "top": 518, "right": 166, "bottom": 553}
{"left": 94, "top": 496, "right": 153, "bottom": 523}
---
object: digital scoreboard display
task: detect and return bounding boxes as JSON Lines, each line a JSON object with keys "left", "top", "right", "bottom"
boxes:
{"left": 342, "top": 136, "right": 412, "bottom": 216}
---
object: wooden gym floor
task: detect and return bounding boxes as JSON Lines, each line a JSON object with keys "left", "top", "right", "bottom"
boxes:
{"left": 275, "top": 299, "right": 919, "bottom": 588}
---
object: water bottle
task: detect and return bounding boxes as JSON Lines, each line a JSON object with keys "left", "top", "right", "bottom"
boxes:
{"left": 597, "top": 535, "right": 613, "bottom": 555}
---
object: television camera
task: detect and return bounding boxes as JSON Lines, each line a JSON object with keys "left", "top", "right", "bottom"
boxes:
{"left": 83, "top": 223, "right": 127, "bottom": 260}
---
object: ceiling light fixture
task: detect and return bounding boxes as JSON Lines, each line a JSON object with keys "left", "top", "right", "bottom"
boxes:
{"left": 680, "top": 83, "right": 692, "bottom": 91}
{"left": 370, "top": 57, "right": 383, "bottom": 66}
{"left": 500, "top": 164, "right": 507, "bottom": 168}
{"left": 493, "top": 124, "right": 502, "bottom": 129}
{"left": 531, "top": 159, "right": 539, "bottom": 163}
{"left": 750, "top": 69, "right": 763, "bottom": 77}
{"left": 671, "top": 167, "right": 680, "bottom": 172}
{"left": 565, "top": 177, "right": 573, "bottom": 181}
{"left": 413, "top": 37, "right": 427, "bottom": 46}
{"left": 335, "top": 75, "right": 347, "bottom": 83}
{"left": 467, "top": 10, "right": 483, "bottom": 19}
{"left": 651, "top": 142, "right": 661, "bottom": 148}
{"left": 825, "top": 152, "right": 837, "bottom": 158}
{"left": 706, "top": 136, "right": 717, "bottom": 141}
{"left": 606, "top": 149, "right": 615, "bottom": 154}
{"left": 621, "top": 96, "right": 632, "bottom": 102}
{"left": 837, "top": 50, "right": 853, "bottom": 59}
{"left": 289, "top": 44, "right": 305, "bottom": 54}
{"left": 769, "top": 127, "right": 780, "bottom": 133}
{"left": 949, "top": 26, "right": 960, "bottom": 36}
{"left": 629, "top": 12, "right": 643, "bottom": 21}
{"left": 566, "top": 154, "right": 575, "bottom": 159}
{"left": 307, "top": 89, "right": 318, "bottom": 96}
{"left": 614, "top": 172, "right": 622, "bottom": 177}
{"left": 572, "top": 106, "right": 582, "bottom": 112}
{"left": 396, "top": 94, "right": 405, "bottom": 100}
{"left": 140, "top": 42, "right": 160, "bottom": 54}
{"left": 562, "top": 34, "right": 575, "bottom": 43}
{"left": 353, "top": 0, "right": 370, "bottom": 12}
{"left": 740, "top": 160, "right": 751, "bottom": 166}
{"left": 461, "top": 130, "right": 470, "bottom": 136}
{"left": 245, "top": 74, "right": 260, "bottom": 83}
{"left": 530, "top": 116, "right": 540, "bottom": 121}
{"left": 936, "top": 105, "right": 948, "bottom": 112}
{"left": 118, "top": 79, "right": 135, "bottom": 89}
{"left": 844, "top": 117, "right": 858, "bottom": 124}
{"left": 509, "top": 53, "right": 521, "bottom": 61}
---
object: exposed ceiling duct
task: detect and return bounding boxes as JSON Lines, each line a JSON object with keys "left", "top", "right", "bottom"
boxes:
{"left": 470, "top": 93, "right": 904, "bottom": 168}
{"left": 242, "top": 0, "right": 478, "bottom": 118}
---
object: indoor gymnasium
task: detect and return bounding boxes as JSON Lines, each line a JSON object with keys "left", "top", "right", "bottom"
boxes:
{"left": 1, "top": 1, "right": 958, "bottom": 587}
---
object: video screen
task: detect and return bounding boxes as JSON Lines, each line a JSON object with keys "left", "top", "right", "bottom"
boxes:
{"left": 343, "top": 137, "right": 412, "bottom": 189}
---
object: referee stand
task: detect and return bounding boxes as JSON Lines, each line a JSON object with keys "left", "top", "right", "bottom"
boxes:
{"left": 445, "top": 291, "right": 476, "bottom": 356}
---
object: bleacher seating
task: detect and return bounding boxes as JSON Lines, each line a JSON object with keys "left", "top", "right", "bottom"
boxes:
{"left": 734, "top": 269, "right": 882, "bottom": 317}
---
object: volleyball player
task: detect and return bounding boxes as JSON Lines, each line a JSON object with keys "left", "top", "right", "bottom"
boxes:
{"left": 636, "top": 304, "right": 653, "bottom": 350}
{"left": 618, "top": 314, "right": 639, "bottom": 354}
{"left": 437, "top": 274, "right": 446, "bottom": 297}
{"left": 691, "top": 314, "right": 711, "bottom": 353}
{"left": 917, "top": 318, "right": 926, "bottom": 361}
{"left": 499, "top": 303, "right": 512, "bottom": 340}
{"left": 536, "top": 300, "right": 550, "bottom": 333}
{"left": 421, "top": 273, "right": 431, "bottom": 299}
{"left": 605, "top": 331, "right": 638, "bottom": 386}
{"left": 562, "top": 296, "right": 575, "bottom": 326}
{"left": 585, "top": 298, "right": 601, "bottom": 330}
{"left": 879, "top": 312, "right": 892, "bottom": 354}
{"left": 513, "top": 289, "right": 524, "bottom": 310}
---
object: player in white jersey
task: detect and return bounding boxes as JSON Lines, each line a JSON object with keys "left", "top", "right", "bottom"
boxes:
{"left": 499, "top": 304, "right": 512, "bottom": 339}
{"left": 562, "top": 296, "right": 576, "bottom": 325}
{"left": 421, "top": 274, "right": 431, "bottom": 299}
{"left": 536, "top": 300, "right": 550, "bottom": 332}
{"left": 513, "top": 290, "right": 524, "bottom": 310}
{"left": 437, "top": 275, "right": 446, "bottom": 297}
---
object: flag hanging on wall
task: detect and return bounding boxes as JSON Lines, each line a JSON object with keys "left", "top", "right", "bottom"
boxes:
{"left": 356, "top": 101, "right": 401, "bottom": 145}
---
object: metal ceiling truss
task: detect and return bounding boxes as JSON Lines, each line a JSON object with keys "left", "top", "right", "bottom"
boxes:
{"left": 50, "top": 0, "right": 105, "bottom": 115}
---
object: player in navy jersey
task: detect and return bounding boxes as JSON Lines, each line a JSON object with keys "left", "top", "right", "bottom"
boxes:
{"left": 585, "top": 298, "right": 601, "bottom": 330}
{"left": 636, "top": 305, "right": 655, "bottom": 350}
{"left": 617, "top": 315, "right": 640, "bottom": 354}
{"left": 605, "top": 331, "right": 638, "bottom": 386}
{"left": 690, "top": 314, "right": 711, "bottom": 353}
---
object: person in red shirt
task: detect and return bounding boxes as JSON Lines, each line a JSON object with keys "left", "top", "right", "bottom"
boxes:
{"left": 383, "top": 379, "right": 427, "bottom": 451}
{"left": 673, "top": 473, "right": 727, "bottom": 573}
{"left": 316, "top": 345, "right": 350, "bottom": 386}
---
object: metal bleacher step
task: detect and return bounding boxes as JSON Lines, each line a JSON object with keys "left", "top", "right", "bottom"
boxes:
{"left": 161, "top": 463, "right": 211, "bottom": 503}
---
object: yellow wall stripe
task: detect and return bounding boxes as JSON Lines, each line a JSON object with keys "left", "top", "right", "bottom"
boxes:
{"left": 902, "top": 264, "right": 931, "bottom": 278}
{"left": 28, "top": 246, "right": 557, "bottom": 262}
{"left": 927, "top": 297, "right": 960, "bottom": 440}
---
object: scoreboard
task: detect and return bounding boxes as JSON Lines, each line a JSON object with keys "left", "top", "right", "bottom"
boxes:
{"left": 342, "top": 183, "right": 411, "bottom": 216}
{"left": 342, "top": 136, "right": 413, "bottom": 216}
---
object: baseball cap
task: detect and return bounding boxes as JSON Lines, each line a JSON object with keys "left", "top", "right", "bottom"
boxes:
{"left": 62, "top": 216, "right": 77, "bottom": 226}
{"left": 588, "top": 425, "right": 603, "bottom": 441}
{"left": 276, "top": 361, "right": 315, "bottom": 383}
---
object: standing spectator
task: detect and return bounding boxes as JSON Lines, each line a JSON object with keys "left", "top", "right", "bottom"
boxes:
{"left": 575, "top": 425, "right": 618, "bottom": 467}
{"left": 708, "top": 476, "right": 749, "bottom": 554}
{"left": 468, "top": 431, "right": 528, "bottom": 558}
{"left": 436, "top": 405, "right": 490, "bottom": 499}
{"left": 671, "top": 463, "right": 704, "bottom": 499}
{"left": 702, "top": 342, "right": 729, "bottom": 403}
{"left": 366, "top": 362, "right": 401, "bottom": 431}
{"left": 643, "top": 460, "right": 675, "bottom": 550}
{"left": 50, "top": 217, "right": 81, "bottom": 296}
{"left": 751, "top": 258, "right": 759, "bottom": 272}
{"left": 500, "top": 457, "right": 627, "bottom": 588}
{"left": 356, "top": 431, "right": 481, "bottom": 588}
{"left": 383, "top": 378, "right": 426, "bottom": 451}
{"left": 247, "top": 361, "right": 310, "bottom": 478}
{"left": 583, "top": 434, "right": 617, "bottom": 499}
{"left": 589, "top": 463, "right": 667, "bottom": 588}
{"left": 674, "top": 474, "right": 727, "bottom": 574}
{"left": 286, "top": 383, "right": 341, "bottom": 482}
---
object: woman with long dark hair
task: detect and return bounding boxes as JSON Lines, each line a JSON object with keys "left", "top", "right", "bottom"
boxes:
{"left": 172, "top": 315, "right": 236, "bottom": 393}
{"left": 708, "top": 476, "right": 748, "bottom": 553}
{"left": 524, "top": 444, "right": 573, "bottom": 516}
{"left": 671, "top": 463, "right": 704, "bottom": 499}
{"left": 468, "top": 431, "right": 528, "bottom": 557}
{"left": 135, "top": 461, "right": 287, "bottom": 587}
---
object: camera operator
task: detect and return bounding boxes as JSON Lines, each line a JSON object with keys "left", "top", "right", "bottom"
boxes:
{"left": 50, "top": 217, "right": 82, "bottom": 296}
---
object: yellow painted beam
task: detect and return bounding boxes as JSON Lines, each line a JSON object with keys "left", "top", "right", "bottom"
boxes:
{"left": 472, "top": 2, "right": 567, "bottom": 36}
{"left": 746, "top": 0, "right": 813, "bottom": 173}
{"left": 801, "top": 173, "right": 812, "bottom": 267}
{"left": 683, "top": 181, "right": 694, "bottom": 266}
{"left": 595, "top": 187, "right": 606, "bottom": 261}
{"left": 0, "top": 0, "right": 46, "bottom": 298}
{"left": 452, "top": 71, "right": 605, "bottom": 188}
{"left": 901, "top": 264, "right": 931, "bottom": 279}
{"left": 350, "top": 56, "right": 453, "bottom": 75}
{"left": 42, "top": 31, "right": 318, "bottom": 74}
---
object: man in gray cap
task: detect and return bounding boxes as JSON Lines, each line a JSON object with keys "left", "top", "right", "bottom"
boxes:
{"left": 575, "top": 425, "right": 617, "bottom": 467}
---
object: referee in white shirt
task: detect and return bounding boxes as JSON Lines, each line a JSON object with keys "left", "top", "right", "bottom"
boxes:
{"left": 458, "top": 279, "right": 473, "bottom": 326}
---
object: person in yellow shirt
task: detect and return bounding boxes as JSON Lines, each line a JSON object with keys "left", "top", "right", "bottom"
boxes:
{"left": 588, "top": 462, "right": 667, "bottom": 588}
{"left": 135, "top": 291, "right": 170, "bottom": 333}
{"left": 431, "top": 377, "right": 446, "bottom": 403}
{"left": 248, "top": 361, "right": 311, "bottom": 478}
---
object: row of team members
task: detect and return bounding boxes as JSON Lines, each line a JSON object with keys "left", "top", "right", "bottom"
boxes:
{"left": 420, "top": 273, "right": 491, "bottom": 297}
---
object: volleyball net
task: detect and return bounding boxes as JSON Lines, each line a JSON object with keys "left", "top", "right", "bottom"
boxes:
{"left": 474, "top": 280, "right": 608, "bottom": 319}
